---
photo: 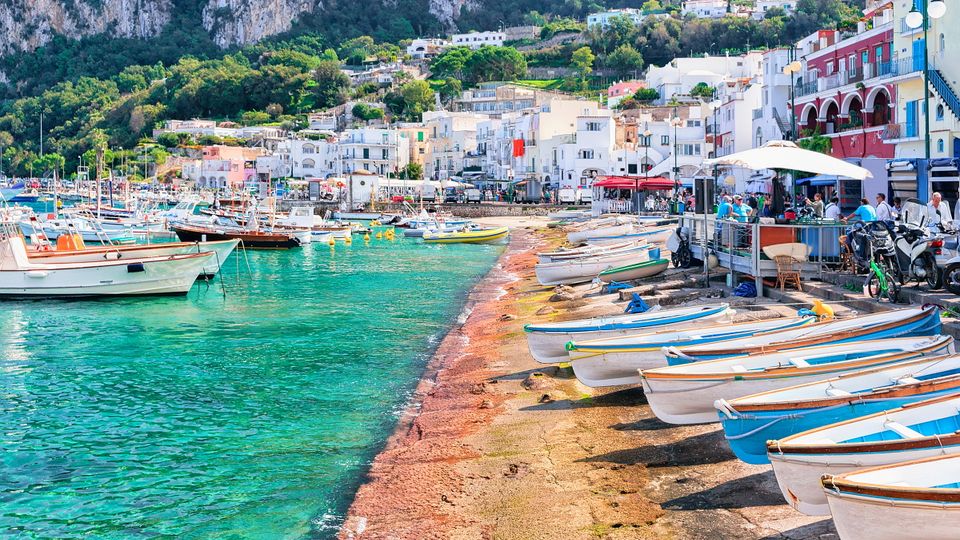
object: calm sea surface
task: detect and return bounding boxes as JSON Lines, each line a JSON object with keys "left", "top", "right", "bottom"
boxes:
{"left": 0, "top": 236, "right": 503, "bottom": 538}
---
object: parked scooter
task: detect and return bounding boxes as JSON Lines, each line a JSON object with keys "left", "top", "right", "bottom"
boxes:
{"left": 886, "top": 199, "right": 942, "bottom": 289}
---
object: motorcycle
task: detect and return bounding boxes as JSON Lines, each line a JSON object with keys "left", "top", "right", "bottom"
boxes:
{"left": 667, "top": 225, "right": 693, "bottom": 268}
{"left": 887, "top": 198, "right": 942, "bottom": 289}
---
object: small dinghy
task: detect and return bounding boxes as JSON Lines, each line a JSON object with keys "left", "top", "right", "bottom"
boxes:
{"left": 823, "top": 453, "right": 960, "bottom": 540}
{"left": 769, "top": 391, "right": 960, "bottom": 516}
{"left": 537, "top": 241, "right": 644, "bottom": 263}
{"left": 567, "top": 223, "right": 634, "bottom": 244}
{"left": 664, "top": 306, "right": 943, "bottom": 364}
{"left": 717, "top": 352, "right": 960, "bottom": 465}
{"left": 525, "top": 303, "right": 731, "bottom": 364}
{"left": 641, "top": 335, "right": 952, "bottom": 425}
{"left": 423, "top": 226, "right": 508, "bottom": 244}
{"left": 597, "top": 258, "right": 669, "bottom": 282}
{"left": 566, "top": 315, "right": 817, "bottom": 387}
{"left": 584, "top": 228, "right": 671, "bottom": 246}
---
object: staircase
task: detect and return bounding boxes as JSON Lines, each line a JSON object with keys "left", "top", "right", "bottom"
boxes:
{"left": 772, "top": 107, "right": 791, "bottom": 139}
{"left": 930, "top": 69, "right": 960, "bottom": 120}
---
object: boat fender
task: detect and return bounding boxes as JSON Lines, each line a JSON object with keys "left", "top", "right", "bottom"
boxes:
{"left": 811, "top": 300, "right": 835, "bottom": 320}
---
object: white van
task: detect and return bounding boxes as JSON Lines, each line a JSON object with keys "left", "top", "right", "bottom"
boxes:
{"left": 576, "top": 189, "right": 592, "bottom": 204}
{"left": 558, "top": 188, "right": 577, "bottom": 204}
{"left": 464, "top": 188, "right": 482, "bottom": 203}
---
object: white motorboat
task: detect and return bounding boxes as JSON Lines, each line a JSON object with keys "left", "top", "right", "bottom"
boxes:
{"left": 537, "top": 241, "right": 646, "bottom": 263}
{"left": 770, "top": 391, "right": 960, "bottom": 516}
{"left": 28, "top": 239, "right": 240, "bottom": 278}
{"left": 0, "top": 230, "right": 213, "bottom": 296}
{"left": 534, "top": 248, "right": 651, "bottom": 286}
{"left": 823, "top": 454, "right": 960, "bottom": 540}
{"left": 583, "top": 227, "right": 672, "bottom": 246}
{"left": 525, "top": 303, "right": 731, "bottom": 364}
{"left": 565, "top": 315, "right": 817, "bottom": 387}
{"left": 19, "top": 216, "right": 135, "bottom": 244}
{"left": 640, "top": 335, "right": 952, "bottom": 425}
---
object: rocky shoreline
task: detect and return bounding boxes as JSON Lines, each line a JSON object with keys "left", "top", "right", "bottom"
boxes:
{"left": 340, "top": 224, "right": 836, "bottom": 540}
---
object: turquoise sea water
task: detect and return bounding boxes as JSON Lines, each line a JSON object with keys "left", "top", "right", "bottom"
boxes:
{"left": 0, "top": 237, "right": 503, "bottom": 538}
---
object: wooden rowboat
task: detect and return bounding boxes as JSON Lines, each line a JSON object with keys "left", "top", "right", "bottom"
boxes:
{"left": 823, "top": 454, "right": 960, "bottom": 540}
{"left": 597, "top": 258, "right": 668, "bottom": 282}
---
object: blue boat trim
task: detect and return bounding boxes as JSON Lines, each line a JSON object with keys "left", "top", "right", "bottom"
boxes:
{"left": 523, "top": 305, "right": 727, "bottom": 334}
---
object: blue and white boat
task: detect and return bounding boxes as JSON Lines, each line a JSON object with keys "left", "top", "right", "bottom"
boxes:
{"left": 566, "top": 314, "right": 818, "bottom": 387}
{"left": 770, "top": 390, "right": 960, "bottom": 516}
{"left": 19, "top": 216, "right": 136, "bottom": 245}
{"left": 664, "top": 306, "right": 943, "bottom": 364}
{"left": 526, "top": 303, "right": 731, "bottom": 364}
{"left": 0, "top": 182, "right": 25, "bottom": 202}
{"left": 717, "top": 353, "right": 960, "bottom": 465}
{"left": 641, "top": 335, "right": 952, "bottom": 425}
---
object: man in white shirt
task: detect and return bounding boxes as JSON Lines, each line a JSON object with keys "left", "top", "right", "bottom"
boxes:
{"left": 824, "top": 196, "right": 842, "bottom": 221}
{"left": 875, "top": 193, "right": 893, "bottom": 222}
{"left": 928, "top": 191, "right": 954, "bottom": 228}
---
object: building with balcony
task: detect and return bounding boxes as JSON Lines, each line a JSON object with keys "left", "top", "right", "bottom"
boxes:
{"left": 752, "top": 0, "right": 796, "bottom": 19}
{"left": 681, "top": 0, "right": 728, "bottom": 18}
{"left": 452, "top": 83, "right": 570, "bottom": 116}
{"left": 423, "top": 111, "right": 487, "bottom": 180}
{"left": 793, "top": 3, "right": 898, "bottom": 160}
{"left": 339, "top": 128, "right": 410, "bottom": 177}
{"left": 752, "top": 48, "right": 794, "bottom": 145}
{"left": 406, "top": 38, "right": 450, "bottom": 60}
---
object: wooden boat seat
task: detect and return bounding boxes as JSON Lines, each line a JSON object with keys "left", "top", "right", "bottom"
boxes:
{"left": 896, "top": 377, "right": 921, "bottom": 385}
{"left": 789, "top": 358, "right": 811, "bottom": 368}
{"left": 825, "top": 387, "right": 852, "bottom": 397}
{"left": 883, "top": 421, "right": 923, "bottom": 439}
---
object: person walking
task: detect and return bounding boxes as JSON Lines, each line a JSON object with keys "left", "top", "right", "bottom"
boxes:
{"left": 843, "top": 198, "right": 878, "bottom": 223}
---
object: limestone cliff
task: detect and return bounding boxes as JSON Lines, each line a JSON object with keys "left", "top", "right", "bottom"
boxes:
{"left": 0, "top": 0, "right": 468, "bottom": 55}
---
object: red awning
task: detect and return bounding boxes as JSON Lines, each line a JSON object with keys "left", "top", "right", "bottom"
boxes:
{"left": 591, "top": 176, "right": 677, "bottom": 190}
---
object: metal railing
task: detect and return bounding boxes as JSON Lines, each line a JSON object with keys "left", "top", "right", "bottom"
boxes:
{"left": 796, "top": 56, "right": 922, "bottom": 97}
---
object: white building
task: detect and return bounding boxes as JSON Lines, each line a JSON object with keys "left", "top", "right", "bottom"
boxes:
{"left": 586, "top": 8, "right": 644, "bottom": 28}
{"left": 753, "top": 0, "right": 796, "bottom": 19}
{"left": 423, "top": 111, "right": 487, "bottom": 180}
{"left": 557, "top": 113, "right": 617, "bottom": 188}
{"left": 681, "top": 0, "right": 728, "bottom": 18}
{"left": 751, "top": 48, "right": 793, "bottom": 147}
{"left": 645, "top": 54, "right": 760, "bottom": 104}
{"left": 405, "top": 38, "right": 450, "bottom": 59}
{"left": 339, "top": 128, "right": 410, "bottom": 176}
{"left": 451, "top": 31, "right": 505, "bottom": 49}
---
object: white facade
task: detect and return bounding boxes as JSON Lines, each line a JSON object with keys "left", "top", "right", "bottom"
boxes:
{"left": 645, "top": 53, "right": 761, "bottom": 104}
{"left": 751, "top": 48, "right": 793, "bottom": 147}
{"left": 557, "top": 114, "right": 617, "bottom": 188}
{"left": 681, "top": 0, "right": 728, "bottom": 18}
{"left": 339, "top": 128, "right": 410, "bottom": 176}
{"left": 451, "top": 31, "right": 505, "bottom": 49}
{"left": 406, "top": 38, "right": 450, "bottom": 59}
{"left": 753, "top": 0, "right": 796, "bottom": 19}
{"left": 423, "top": 111, "right": 487, "bottom": 180}
{"left": 586, "top": 9, "right": 644, "bottom": 28}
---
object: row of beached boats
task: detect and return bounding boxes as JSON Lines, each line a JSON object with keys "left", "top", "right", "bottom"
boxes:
{"left": 523, "top": 300, "right": 960, "bottom": 538}
{"left": 534, "top": 216, "right": 674, "bottom": 286}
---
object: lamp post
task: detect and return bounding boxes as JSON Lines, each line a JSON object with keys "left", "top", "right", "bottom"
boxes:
{"left": 671, "top": 116, "right": 683, "bottom": 202}
{"left": 783, "top": 57, "right": 802, "bottom": 141}
{"left": 905, "top": 0, "right": 947, "bottom": 161}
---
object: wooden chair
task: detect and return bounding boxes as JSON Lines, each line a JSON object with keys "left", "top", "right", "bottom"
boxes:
{"left": 774, "top": 255, "right": 803, "bottom": 292}
{"left": 838, "top": 237, "right": 856, "bottom": 274}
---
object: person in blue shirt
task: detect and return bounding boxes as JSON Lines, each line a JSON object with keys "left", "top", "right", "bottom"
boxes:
{"left": 732, "top": 194, "right": 750, "bottom": 222}
{"left": 717, "top": 195, "right": 733, "bottom": 219}
{"left": 843, "top": 198, "right": 878, "bottom": 223}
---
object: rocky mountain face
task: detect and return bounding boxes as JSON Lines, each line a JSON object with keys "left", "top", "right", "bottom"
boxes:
{"left": 0, "top": 0, "right": 468, "bottom": 56}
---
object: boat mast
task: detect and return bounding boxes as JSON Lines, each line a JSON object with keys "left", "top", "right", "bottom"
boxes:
{"left": 95, "top": 145, "right": 104, "bottom": 219}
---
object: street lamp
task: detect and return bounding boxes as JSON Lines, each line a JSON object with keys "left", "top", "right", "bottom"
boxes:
{"left": 782, "top": 59, "right": 802, "bottom": 141}
{"left": 670, "top": 116, "right": 684, "bottom": 204}
{"left": 905, "top": 0, "right": 946, "bottom": 160}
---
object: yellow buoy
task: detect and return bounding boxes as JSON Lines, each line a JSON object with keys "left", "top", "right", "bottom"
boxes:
{"left": 345, "top": 236, "right": 352, "bottom": 244}
{"left": 811, "top": 299, "right": 835, "bottom": 320}
{"left": 375, "top": 232, "right": 383, "bottom": 239}
{"left": 327, "top": 236, "right": 336, "bottom": 246}
{"left": 363, "top": 233, "right": 371, "bottom": 242}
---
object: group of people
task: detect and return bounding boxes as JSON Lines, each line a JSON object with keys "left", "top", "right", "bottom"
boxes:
{"left": 844, "top": 191, "right": 954, "bottom": 229}
{"left": 715, "top": 192, "right": 777, "bottom": 221}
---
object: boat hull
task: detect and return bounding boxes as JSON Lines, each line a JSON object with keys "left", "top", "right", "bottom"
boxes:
{"left": 423, "top": 227, "right": 508, "bottom": 244}
{"left": 826, "top": 490, "right": 960, "bottom": 540}
{"left": 597, "top": 258, "right": 668, "bottom": 282}
{"left": 173, "top": 225, "right": 301, "bottom": 249}
{"left": 27, "top": 239, "right": 240, "bottom": 277}
{"left": 0, "top": 253, "right": 212, "bottom": 297}
{"left": 535, "top": 250, "right": 650, "bottom": 286}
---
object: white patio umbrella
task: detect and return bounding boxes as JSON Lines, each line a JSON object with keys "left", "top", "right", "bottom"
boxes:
{"left": 703, "top": 141, "right": 872, "bottom": 180}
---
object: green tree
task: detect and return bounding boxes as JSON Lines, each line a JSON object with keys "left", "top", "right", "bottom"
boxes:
{"left": 690, "top": 82, "right": 716, "bottom": 99}
{"left": 312, "top": 60, "right": 351, "bottom": 109}
{"left": 266, "top": 103, "right": 284, "bottom": 118}
{"left": 399, "top": 80, "right": 435, "bottom": 120}
{"left": 571, "top": 46, "right": 595, "bottom": 82}
{"left": 241, "top": 110, "right": 272, "bottom": 125}
{"left": 606, "top": 44, "right": 644, "bottom": 78}
{"left": 156, "top": 132, "right": 181, "bottom": 148}
{"left": 404, "top": 162, "right": 423, "bottom": 179}
{"left": 633, "top": 88, "right": 660, "bottom": 101}
{"left": 462, "top": 46, "right": 527, "bottom": 84}
{"left": 437, "top": 77, "right": 462, "bottom": 101}
{"left": 352, "top": 102, "right": 385, "bottom": 121}
{"left": 430, "top": 47, "right": 472, "bottom": 80}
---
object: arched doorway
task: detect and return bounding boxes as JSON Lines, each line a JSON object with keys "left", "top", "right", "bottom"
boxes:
{"left": 823, "top": 100, "right": 840, "bottom": 134}
{"left": 867, "top": 88, "right": 891, "bottom": 126}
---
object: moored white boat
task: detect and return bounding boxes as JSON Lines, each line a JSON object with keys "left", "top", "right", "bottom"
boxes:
{"left": 567, "top": 223, "right": 634, "bottom": 244}
{"left": 717, "top": 353, "right": 960, "bottom": 465}
{"left": 584, "top": 227, "right": 671, "bottom": 246}
{"left": 640, "top": 335, "right": 952, "bottom": 425}
{"left": 0, "top": 232, "right": 213, "bottom": 296}
{"left": 596, "top": 258, "right": 668, "bottom": 282}
{"left": 525, "top": 303, "right": 731, "bottom": 364}
{"left": 663, "top": 306, "right": 943, "bottom": 364}
{"left": 537, "top": 241, "right": 644, "bottom": 263}
{"left": 535, "top": 248, "right": 651, "bottom": 286}
{"left": 823, "top": 454, "right": 960, "bottom": 540}
{"left": 566, "top": 315, "right": 817, "bottom": 387}
{"left": 27, "top": 238, "right": 240, "bottom": 278}
{"left": 769, "top": 391, "right": 960, "bottom": 516}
